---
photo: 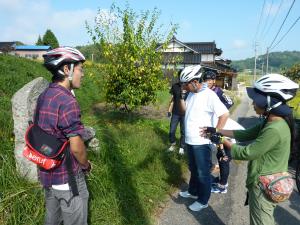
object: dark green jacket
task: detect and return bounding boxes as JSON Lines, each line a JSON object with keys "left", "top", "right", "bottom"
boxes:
{"left": 232, "top": 119, "right": 290, "bottom": 188}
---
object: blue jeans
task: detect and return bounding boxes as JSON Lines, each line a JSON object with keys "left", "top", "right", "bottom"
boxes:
{"left": 169, "top": 113, "right": 185, "bottom": 148}
{"left": 216, "top": 146, "right": 232, "bottom": 185}
{"left": 187, "top": 144, "right": 213, "bottom": 205}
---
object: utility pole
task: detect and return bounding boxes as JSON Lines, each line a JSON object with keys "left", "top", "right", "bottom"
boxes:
{"left": 254, "top": 42, "right": 258, "bottom": 83}
{"left": 266, "top": 47, "right": 269, "bottom": 74}
{"left": 91, "top": 53, "right": 94, "bottom": 62}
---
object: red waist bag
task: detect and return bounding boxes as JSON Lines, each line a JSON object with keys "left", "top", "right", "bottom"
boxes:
{"left": 23, "top": 123, "right": 69, "bottom": 170}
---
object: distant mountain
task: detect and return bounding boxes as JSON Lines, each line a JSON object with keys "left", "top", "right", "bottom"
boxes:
{"left": 231, "top": 51, "right": 300, "bottom": 73}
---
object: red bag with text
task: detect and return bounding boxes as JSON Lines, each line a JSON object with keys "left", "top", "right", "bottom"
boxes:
{"left": 23, "top": 123, "right": 69, "bottom": 170}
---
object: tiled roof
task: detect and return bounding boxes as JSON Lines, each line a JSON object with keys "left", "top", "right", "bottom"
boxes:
{"left": 0, "top": 42, "right": 16, "bottom": 50}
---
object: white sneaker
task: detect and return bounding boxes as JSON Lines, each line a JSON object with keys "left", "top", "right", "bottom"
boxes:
{"left": 167, "top": 145, "right": 176, "bottom": 152}
{"left": 179, "top": 148, "right": 184, "bottom": 155}
{"left": 179, "top": 191, "right": 198, "bottom": 199}
{"left": 188, "top": 201, "right": 208, "bottom": 212}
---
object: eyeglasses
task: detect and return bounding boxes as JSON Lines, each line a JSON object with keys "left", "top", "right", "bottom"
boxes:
{"left": 181, "top": 82, "right": 191, "bottom": 86}
{"left": 76, "top": 67, "right": 84, "bottom": 74}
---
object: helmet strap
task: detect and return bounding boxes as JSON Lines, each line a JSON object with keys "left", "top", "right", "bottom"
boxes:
{"left": 266, "top": 95, "right": 282, "bottom": 112}
{"left": 68, "top": 64, "right": 74, "bottom": 81}
{"left": 191, "top": 81, "right": 199, "bottom": 92}
{"left": 68, "top": 64, "right": 74, "bottom": 89}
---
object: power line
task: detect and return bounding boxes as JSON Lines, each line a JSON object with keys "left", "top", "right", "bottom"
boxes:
{"left": 270, "top": 15, "right": 300, "bottom": 50}
{"left": 259, "top": 0, "right": 274, "bottom": 41}
{"left": 268, "top": 0, "right": 296, "bottom": 49}
{"left": 261, "top": 0, "right": 284, "bottom": 41}
{"left": 254, "top": 0, "right": 266, "bottom": 42}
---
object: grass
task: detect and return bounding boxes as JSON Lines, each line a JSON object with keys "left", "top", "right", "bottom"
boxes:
{"left": 0, "top": 55, "right": 187, "bottom": 225}
{"left": 288, "top": 90, "right": 300, "bottom": 119}
{"left": 85, "top": 113, "right": 185, "bottom": 224}
{"left": 236, "top": 73, "right": 262, "bottom": 87}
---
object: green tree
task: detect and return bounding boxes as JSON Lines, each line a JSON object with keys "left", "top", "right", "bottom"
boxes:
{"left": 87, "top": 4, "right": 177, "bottom": 111}
{"left": 36, "top": 35, "right": 43, "bottom": 45}
{"left": 42, "top": 29, "right": 59, "bottom": 48}
{"left": 283, "top": 62, "right": 300, "bottom": 82}
{"left": 76, "top": 44, "right": 103, "bottom": 62}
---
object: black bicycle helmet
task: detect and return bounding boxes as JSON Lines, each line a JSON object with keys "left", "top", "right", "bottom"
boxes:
{"left": 203, "top": 70, "right": 217, "bottom": 80}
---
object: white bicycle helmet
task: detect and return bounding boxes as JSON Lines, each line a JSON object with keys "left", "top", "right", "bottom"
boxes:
{"left": 254, "top": 74, "right": 298, "bottom": 101}
{"left": 180, "top": 65, "right": 202, "bottom": 83}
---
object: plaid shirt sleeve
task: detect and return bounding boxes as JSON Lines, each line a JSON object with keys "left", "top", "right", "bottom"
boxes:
{"left": 58, "top": 100, "right": 85, "bottom": 138}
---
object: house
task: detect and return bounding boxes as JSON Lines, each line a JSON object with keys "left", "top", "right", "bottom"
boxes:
{"left": 14, "top": 45, "right": 51, "bottom": 60}
{"left": 0, "top": 42, "right": 17, "bottom": 53}
{"left": 156, "top": 36, "right": 237, "bottom": 89}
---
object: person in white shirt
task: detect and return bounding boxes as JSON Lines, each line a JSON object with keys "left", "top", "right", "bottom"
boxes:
{"left": 177, "top": 65, "right": 229, "bottom": 212}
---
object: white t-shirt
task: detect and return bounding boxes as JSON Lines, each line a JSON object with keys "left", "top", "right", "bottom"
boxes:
{"left": 185, "top": 87, "right": 229, "bottom": 145}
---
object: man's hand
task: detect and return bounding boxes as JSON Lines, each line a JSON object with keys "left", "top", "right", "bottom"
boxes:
{"left": 206, "top": 127, "right": 217, "bottom": 134}
{"left": 81, "top": 160, "right": 92, "bottom": 175}
{"left": 210, "top": 132, "right": 224, "bottom": 145}
{"left": 200, "top": 127, "right": 217, "bottom": 138}
{"left": 173, "top": 83, "right": 183, "bottom": 99}
{"left": 216, "top": 146, "right": 228, "bottom": 161}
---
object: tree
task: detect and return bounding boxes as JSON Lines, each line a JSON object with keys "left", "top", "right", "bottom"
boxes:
{"left": 87, "top": 4, "right": 177, "bottom": 111}
{"left": 283, "top": 62, "right": 300, "bottom": 82}
{"left": 42, "top": 29, "right": 59, "bottom": 48}
{"left": 36, "top": 35, "right": 43, "bottom": 45}
{"left": 76, "top": 44, "right": 103, "bottom": 62}
{"left": 15, "top": 41, "right": 24, "bottom": 46}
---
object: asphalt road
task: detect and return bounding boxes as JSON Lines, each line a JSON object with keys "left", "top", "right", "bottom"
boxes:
{"left": 156, "top": 86, "right": 300, "bottom": 225}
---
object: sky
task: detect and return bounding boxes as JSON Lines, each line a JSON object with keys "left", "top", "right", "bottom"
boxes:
{"left": 0, "top": 0, "right": 299, "bottom": 60}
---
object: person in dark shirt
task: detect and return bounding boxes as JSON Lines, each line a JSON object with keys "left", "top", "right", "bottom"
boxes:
{"left": 203, "top": 70, "right": 233, "bottom": 194}
{"left": 167, "top": 70, "right": 187, "bottom": 154}
{"left": 204, "top": 71, "right": 234, "bottom": 109}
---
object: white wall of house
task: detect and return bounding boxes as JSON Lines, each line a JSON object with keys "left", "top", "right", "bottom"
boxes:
{"left": 201, "top": 54, "right": 214, "bottom": 62}
{"left": 163, "top": 42, "right": 192, "bottom": 53}
{"left": 14, "top": 50, "right": 47, "bottom": 60}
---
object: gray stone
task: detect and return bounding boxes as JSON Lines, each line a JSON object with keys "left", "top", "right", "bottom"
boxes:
{"left": 11, "top": 77, "right": 49, "bottom": 182}
{"left": 82, "top": 126, "right": 96, "bottom": 142}
{"left": 87, "top": 138, "right": 100, "bottom": 152}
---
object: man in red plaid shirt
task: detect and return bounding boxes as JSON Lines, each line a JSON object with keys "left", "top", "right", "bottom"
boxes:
{"left": 37, "top": 47, "right": 91, "bottom": 225}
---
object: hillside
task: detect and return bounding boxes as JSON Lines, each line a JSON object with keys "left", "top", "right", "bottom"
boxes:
{"left": 231, "top": 51, "right": 300, "bottom": 73}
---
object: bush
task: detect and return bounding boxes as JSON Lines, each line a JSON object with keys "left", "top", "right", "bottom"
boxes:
{"left": 87, "top": 3, "right": 177, "bottom": 111}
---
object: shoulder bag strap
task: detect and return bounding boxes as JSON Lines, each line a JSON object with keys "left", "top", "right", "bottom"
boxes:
{"left": 65, "top": 146, "right": 79, "bottom": 196}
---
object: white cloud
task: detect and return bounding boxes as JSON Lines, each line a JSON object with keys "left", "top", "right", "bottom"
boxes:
{"left": 0, "top": 0, "right": 25, "bottom": 11}
{"left": 50, "top": 9, "right": 95, "bottom": 30}
{"left": 232, "top": 39, "right": 247, "bottom": 49}
{"left": 0, "top": 0, "right": 96, "bottom": 46}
